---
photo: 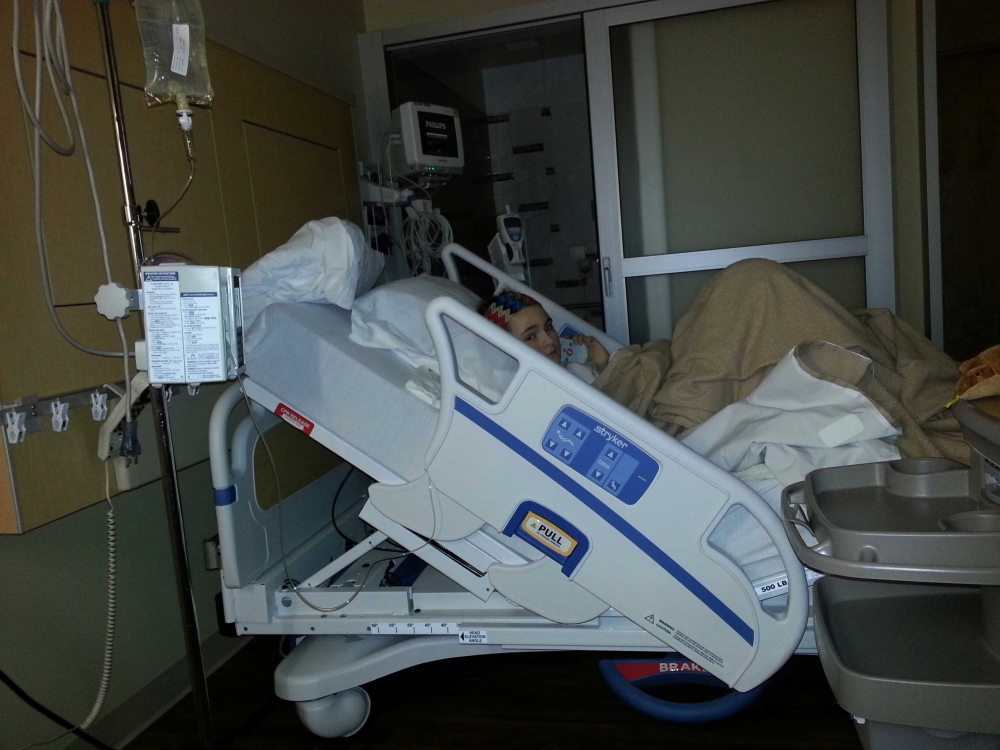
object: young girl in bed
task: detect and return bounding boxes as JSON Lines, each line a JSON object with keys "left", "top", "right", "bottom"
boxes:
{"left": 479, "top": 291, "right": 609, "bottom": 384}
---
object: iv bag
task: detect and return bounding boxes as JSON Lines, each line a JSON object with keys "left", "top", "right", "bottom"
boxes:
{"left": 134, "top": 0, "right": 213, "bottom": 108}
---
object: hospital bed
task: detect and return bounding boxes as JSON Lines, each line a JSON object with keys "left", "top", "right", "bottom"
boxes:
{"left": 208, "top": 244, "right": 812, "bottom": 737}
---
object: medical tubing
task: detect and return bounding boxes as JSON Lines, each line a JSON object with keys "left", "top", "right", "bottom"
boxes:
{"left": 63, "top": 8, "right": 134, "bottom": 413}
{"left": 12, "top": 0, "right": 75, "bottom": 155}
{"left": 148, "top": 158, "right": 196, "bottom": 262}
{"left": 19, "top": 0, "right": 131, "bottom": 361}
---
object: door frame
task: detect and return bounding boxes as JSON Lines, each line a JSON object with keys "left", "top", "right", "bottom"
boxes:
{"left": 922, "top": 0, "right": 944, "bottom": 349}
{"left": 585, "top": 0, "right": 895, "bottom": 342}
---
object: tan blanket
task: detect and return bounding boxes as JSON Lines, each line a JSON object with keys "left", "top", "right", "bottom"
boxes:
{"left": 593, "top": 259, "right": 967, "bottom": 463}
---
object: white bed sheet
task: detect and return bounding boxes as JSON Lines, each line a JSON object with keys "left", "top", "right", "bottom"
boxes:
{"left": 245, "top": 302, "right": 438, "bottom": 481}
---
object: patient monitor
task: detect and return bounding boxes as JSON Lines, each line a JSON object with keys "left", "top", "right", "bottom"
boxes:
{"left": 390, "top": 102, "right": 465, "bottom": 177}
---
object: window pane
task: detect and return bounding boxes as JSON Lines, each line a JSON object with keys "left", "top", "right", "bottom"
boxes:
{"left": 626, "top": 256, "right": 867, "bottom": 342}
{"left": 611, "top": 0, "right": 864, "bottom": 258}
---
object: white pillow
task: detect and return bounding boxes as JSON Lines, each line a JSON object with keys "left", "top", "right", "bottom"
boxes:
{"left": 241, "top": 217, "right": 384, "bottom": 328}
{"left": 351, "top": 276, "right": 518, "bottom": 402}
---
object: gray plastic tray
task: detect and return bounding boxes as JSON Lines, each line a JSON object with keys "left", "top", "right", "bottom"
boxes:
{"left": 814, "top": 577, "right": 1000, "bottom": 736}
{"left": 781, "top": 459, "right": 1000, "bottom": 585}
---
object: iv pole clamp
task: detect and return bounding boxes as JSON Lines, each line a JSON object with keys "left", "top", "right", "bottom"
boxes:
{"left": 94, "top": 3, "right": 216, "bottom": 749}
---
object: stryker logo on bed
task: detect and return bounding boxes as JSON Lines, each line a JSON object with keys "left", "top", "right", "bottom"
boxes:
{"left": 593, "top": 425, "right": 628, "bottom": 450}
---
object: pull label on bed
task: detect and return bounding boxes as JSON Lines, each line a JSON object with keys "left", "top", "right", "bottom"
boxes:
{"left": 541, "top": 406, "right": 659, "bottom": 505}
{"left": 521, "top": 512, "right": 578, "bottom": 556}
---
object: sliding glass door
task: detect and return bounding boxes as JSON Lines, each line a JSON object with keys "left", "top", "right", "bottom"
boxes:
{"left": 585, "top": 0, "right": 894, "bottom": 343}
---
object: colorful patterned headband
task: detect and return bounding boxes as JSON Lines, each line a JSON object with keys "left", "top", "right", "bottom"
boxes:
{"left": 483, "top": 291, "right": 540, "bottom": 329}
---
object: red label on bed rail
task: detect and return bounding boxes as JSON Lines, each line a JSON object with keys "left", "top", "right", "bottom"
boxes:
{"left": 275, "top": 403, "right": 314, "bottom": 435}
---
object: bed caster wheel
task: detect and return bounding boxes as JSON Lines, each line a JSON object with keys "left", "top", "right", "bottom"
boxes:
{"left": 295, "top": 687, "right": 371, "bottom": 738}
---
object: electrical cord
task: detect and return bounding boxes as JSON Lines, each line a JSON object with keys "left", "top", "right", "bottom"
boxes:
{"left": 6, "top": 466, "right": 116, "bottom": 750}
{"left": 329, "top": 466, "right": 405, "bottom": 554}
{"left": 330, "top": 465, "right": 358, "bottom": 547}
{"left": 403, "top": 207, "right": 454, "bottom": 275}
{"left": 382, "top": 132, "right": 456, "bottom": 276}
{"left": 376, "top": 131, "right": 409, "bottom": 263}
{"left": 0, "top": 667, "right": 115, "bottom": 750}
{"left": 80, "top": 462, "right": 118, "bottom": 731}
{"left": 233, "top": 372, "right": 434, "bottom": 613}
{"left": 383, "top": 132, "right": 433, "bottom": 203}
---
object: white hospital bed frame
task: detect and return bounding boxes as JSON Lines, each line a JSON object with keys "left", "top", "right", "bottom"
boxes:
{"left": 208, "top": 244, "right": 813, "bottom": 737}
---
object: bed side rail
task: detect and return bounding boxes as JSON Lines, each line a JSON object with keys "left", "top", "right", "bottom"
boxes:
{"left": 441, "top": 243, "right": 621, "bottom": 357}
{"left": 412, "top": 297, "right": 807, "bottom": 692}
{"left": 209, "top": 382, "right": 350, "bottom": 589}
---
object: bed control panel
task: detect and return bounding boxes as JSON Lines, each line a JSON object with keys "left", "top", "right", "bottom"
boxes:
{"left": 542, "top": 406, "right": 659, "bottom": 505}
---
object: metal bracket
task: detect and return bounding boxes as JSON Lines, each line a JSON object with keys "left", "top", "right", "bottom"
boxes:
{"left": 202, "top": 535, "right": 221, "bottom": 571}
{"left": 128, "top": 287, "right": 143, "bottom": 311}
{"left": 2, "top": 384, "right": 124, "bottom": 445}
{"left": 187, "top": 384, "right": 200, "bottom": 397}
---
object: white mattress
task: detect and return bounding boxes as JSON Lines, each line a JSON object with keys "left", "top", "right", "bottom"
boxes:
{"left": 245, "top": 302, "right": 438, "bottom": 481}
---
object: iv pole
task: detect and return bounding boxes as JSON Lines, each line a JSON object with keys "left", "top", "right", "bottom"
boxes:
{"left": 94, "top": 3, "right": 216, "bottom": 748}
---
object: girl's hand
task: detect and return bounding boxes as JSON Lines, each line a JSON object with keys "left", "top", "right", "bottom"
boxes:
{"left": 572, "top": 334, "right": 609, "bottom": 368}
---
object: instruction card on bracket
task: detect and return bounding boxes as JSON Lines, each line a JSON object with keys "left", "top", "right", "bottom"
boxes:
{"left": 142, "top": 266, "right": 245, "bottom": 385}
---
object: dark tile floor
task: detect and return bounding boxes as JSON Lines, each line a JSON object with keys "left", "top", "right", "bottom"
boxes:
{"left": 128, "top": 636, "right": 861, "bottom": 749}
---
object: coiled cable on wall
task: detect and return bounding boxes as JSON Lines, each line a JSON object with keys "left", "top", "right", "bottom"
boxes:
{"left": 11, "top": 465, "right": 118, "bottom": 750}
{"left": 79, "top": 463, "right": 118, "bottom": 732}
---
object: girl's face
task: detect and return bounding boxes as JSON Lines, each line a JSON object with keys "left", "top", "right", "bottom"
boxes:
{"left": 507, "top": 304, "right": 560, "bottom": 363}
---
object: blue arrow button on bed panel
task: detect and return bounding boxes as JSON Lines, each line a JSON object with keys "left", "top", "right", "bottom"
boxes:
{"left": 540, "top": 406, "right": 659, "bottom": 506}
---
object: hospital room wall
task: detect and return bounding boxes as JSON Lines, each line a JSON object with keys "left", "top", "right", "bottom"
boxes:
{"left": 0, "top": 1, "right": 363, "bottom": 747}
{"left": 365, "top": 0, "right": 932, "bottom": 336}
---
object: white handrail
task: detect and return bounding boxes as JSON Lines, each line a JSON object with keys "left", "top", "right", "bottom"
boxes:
{"left": 209, "top": 382, "right": 246, "bottom": 490}
{"left": 441, "top": 243, "right": 620, "bottom": 355}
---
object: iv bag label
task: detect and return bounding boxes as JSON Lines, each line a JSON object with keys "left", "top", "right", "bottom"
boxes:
{"left": 180, "top": 292, "right": 224, "bottom": 382}
{"left": 143, "top": 271, "right": 185, "bottom": 384}
{"left": 171, "top": 24, "right": 190, "bottom": 76}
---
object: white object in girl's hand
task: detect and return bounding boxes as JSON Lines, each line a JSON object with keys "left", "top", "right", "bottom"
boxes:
{"left": 561, "top": 337, "right": 588, "bottom": 364}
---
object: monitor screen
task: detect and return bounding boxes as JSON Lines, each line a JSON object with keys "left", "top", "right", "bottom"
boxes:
{"left": 417, "top": 111, "right": 459, "bottom": 159}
